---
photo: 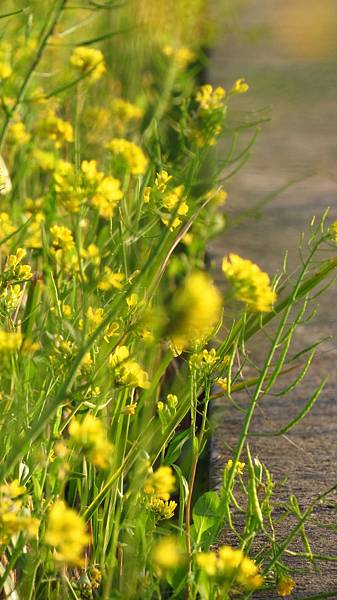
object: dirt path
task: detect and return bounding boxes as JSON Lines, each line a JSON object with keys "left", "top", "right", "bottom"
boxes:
{"left": 210, "top": 2, "right": 337, "bottom": 596}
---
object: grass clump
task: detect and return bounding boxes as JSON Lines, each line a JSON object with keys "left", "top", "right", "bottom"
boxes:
{"left": 0, "top": 1, "right": 337, "bottom": 599}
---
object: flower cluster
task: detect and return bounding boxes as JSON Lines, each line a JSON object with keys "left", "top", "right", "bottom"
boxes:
{"left": 45, "top": 500, "right": 89, "bottom": 565}
{"left": 170, "top": 271, "right": 223, "bottom": 351}
{"left": 0, "top": 480, "right": 39, "bottom": 545}
{"left": 69, "top": 414, "right": 113, "bottom": 469}
{"left": 196, "top": 545, "right": 263, "bottom": 590}
{"left": 222, "top": 253, "right": 277, "bottom": 312}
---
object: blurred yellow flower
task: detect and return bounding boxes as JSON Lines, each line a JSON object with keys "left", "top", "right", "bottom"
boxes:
{"left": 45, "top": 500, "right": 89, "bottom": 565}
{"left": 70, "top": 46, "right": 106, "bottom": 81}
{"left": 106, "top": 138, "right": 148, "bottom": 175}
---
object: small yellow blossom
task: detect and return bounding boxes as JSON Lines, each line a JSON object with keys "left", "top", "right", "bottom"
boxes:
{"left": 225, "top": 459, "right": 245, "bottom": 475}
{"left": 157, "top": 401, "right": 165, "bottom": 412}
{"left": 163, "top": 45, "right": 195, "bottom": 69}
{"left": 0, "top": 330, "right": 22, "bottom": 353}
{"left": 278, "top": 576, "right": 296, "bottom": 597}
{"left": 91, "top": 176, "right": 123, "bottom": 219}
{"left": 69, "top": 414, "right": 113, "bottom": 469}
{"left": 45, "top": 500, "right": 90, "bottom": 566}
{"left": 222, "top": 253, "right": 276, "bottom": 313}
{"left": 152, "top": 536, "right": 183, "bottom": 575}
{"left": 50, "top": 225, "right": 75, "bottom": 251}
{"left": 196, "top": 84, "right": 226, "bottom": 111}
{"left": 0, "top": 62, "right": 12, "bottom": 80}
{"left": 106, "top": 138, "right": 148, "bottom": 175}
{"left": 144, "top": 466, "right": 175, "bottom": 501}
{"left": 9, "top": 122, "right": 31, "bottom": 145}
{"left": 197, "top": 546, "right": 263, "bottom": 590}
{"left": 124, "top": 403, "right": 137, "bottom": 416}
{"left": 143, "top": 186, "right": 151, "bottom": 203}
{"left": 155, "top": 170, "right": 172, "bottom": 193}
{"left": 167, "top": 394, "right": 178, "bottom": 409}
{"left": 98, "top": 267, "right": 124, "bottom": 291}
{"left": 231, "top": 78, "right": 249, "bottom": 94}
{"left": 170, "top": 271, "right": 222, "bottom": 349}
{"left": 148, "top": 497, "right": 177, "bottom": 520}
{"left": 109, "top": 346, "right": 149, "bottom": 388}
{"left": 127, "top": 293, "right": 138, "bottom": 307}
{"left": 37, "top": 109, "right": 74, "bottom": 148}
{"left": 62, "top": 304, "right": 72, "bottom": 318}
{"left": 70, "top": 46, "right": 106, "bottom": 81}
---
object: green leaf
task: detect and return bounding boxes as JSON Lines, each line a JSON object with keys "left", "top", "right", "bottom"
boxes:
{"left": 193, "top": 491, "right": 221, "bottom": 543}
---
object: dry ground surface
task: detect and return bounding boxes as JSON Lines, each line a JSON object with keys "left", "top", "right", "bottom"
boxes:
{"left": 210, "top": 1, "right": 337, "bottom": 596}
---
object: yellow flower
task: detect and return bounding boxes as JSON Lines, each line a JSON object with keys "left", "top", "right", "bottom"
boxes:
{"left": 81, "top": 159, "right": 104, "bottom": 186}
{"left": 143, "top": 186, "right": 151, "bottom": 203}
{"left": 0, "top": 482, "right": 39, "bottom": 544}
{"left": 231, "top": 78, "right": 249, "bottom": 94}
{"left": 109, "top": 346, "right": 149, "bottom": 388}
{"left": 9, "top": 121, "right": 31, "bottom": 145}
{"left": 196, "top": 84, "right": 226, "bottom": 110}
{"left": 0, "top": 62, "right": 12, "bottom": 80}
{"left": 225, "top": 459, "right": 245, "bottom": 475}
{"left": 37, "top": 109, "right": 74, "bottom": 148}
{"left": 167, "top": 394, "right": 178, "bottom": 409}
{"left": 62, "top": 304, "right": 72, "bottom": 318}
{"left": 148, "top": 497, "right": 177, "bottom": 520}
{"left": 50, "top": 225, "right": 75, "bottom": 251}
{"left": 69, "top": 414, "right": 113, "bottom": 469}
{"left": 0, "top": 330, "right": 22, "bottom": 353}
{"left": 45, "top": 500, "right": 90, "bottom": 566}
{"left": 222, "top": 253, "right": 276, "bottom": 313}
{"left": 111, "top": 98, "right": 144, "bottom": 130}
{"left": 197, "top": 546, "right": 263, "bottom": 590}
{"left": 163, "top": 45, "right": 195, "bottom": 69}
{"left": 152, "top": 536, "right": 183, "bottom": 575}
{"left": 155, "top": 170, "right": 172, "bottom": 193}
{"left": 144, "top": 466, "right": 175, "bottom": 501}
{"left": 278, "top": 576, "right": 296, "bottom": 597}
{"left": 70, "top": 46, "right": 106, "bottom": 81}
{"left": 118, "top": 360, "right": 150, "bottom": 389}
{"left": 98, "top": 267, "right": 125, "bottom": 291}
{"left": 91, "top": 176, "right": 123, "bottom": 219}
{"left": 170, "top": 271, "right": 222, "bottom": 349}
{"left": 196, "top": 552, "right": 218, "bottom": 576}
{"left": 106, "top": 138, "right": 148, "bottom": 175}
{"left": 0, "top": 480, "right": 26, "bottom": 498}
{"left": 126, "top": 293, "right": 138, "bottom": 307}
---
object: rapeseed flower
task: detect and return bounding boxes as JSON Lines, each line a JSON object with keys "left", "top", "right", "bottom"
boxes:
{"left": 70, "top": 46, "right": 106, "bottom": 81}
{"left": 152, "top": 536, "right": 183, "bottom": 575}
{"left": 144, "top": 466, "right": 176, "bottom": 501}
{"left": 0, "top": 330, "right": 22, "bottom": 353}
{"left": 106, "top": 138, "right": 148, "bottom": 175}
{"left": 69, "top": 414, "right": 113, "bottom": 469}
{"left": 45, "top": 500, "right": 90, "bottom": 565}
{"left": 196, "top": 84, "right": 226, "bottom": 111}
{"left": 91, "top": 176, "right": 123, "bottom": 219}
{"left": 277, "top": 575, "right": 296, "bottom": 596}
{"left": 98, "top": 267, "right": 125, "bottom": 291}
{"left": 196, "top": 545, "right": 263, "bottom": 590}
{"left": 222, "top": 253, "right": 276, "bottom": 312}
{"left": 148, "top": 497, "right": 177, "bottom": 520}
{"left": 50, "top": 225, "right": 75, "bottom": 251}
{"left": 170, "top": 271, "right": 222, "bottom": 349}
{"left": 231, "top": 78, "right": 249, "bottom": 94}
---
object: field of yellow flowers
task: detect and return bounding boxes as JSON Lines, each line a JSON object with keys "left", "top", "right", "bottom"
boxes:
{"left": 1, "top": 1, "right": 337, "bottom": 599}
